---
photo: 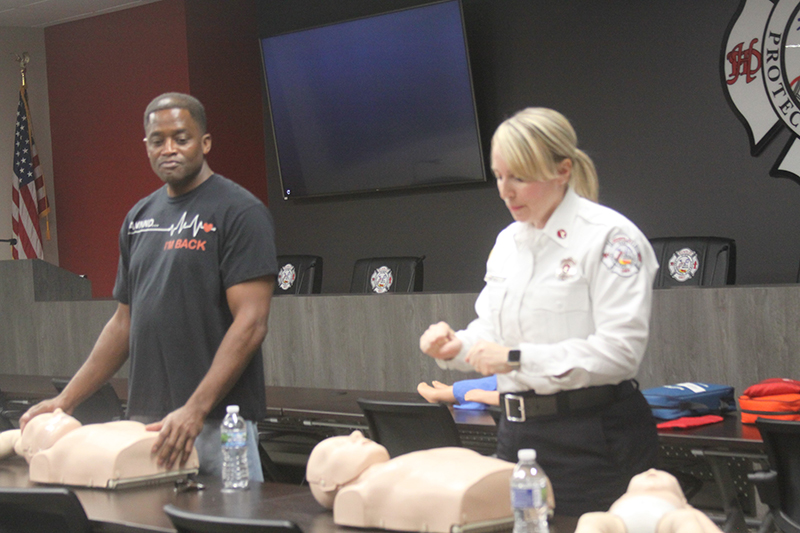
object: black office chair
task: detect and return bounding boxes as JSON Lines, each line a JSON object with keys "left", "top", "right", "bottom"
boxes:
{"left": 0, "top": 389, "right": 21, "bottom": 430}
{"left": 274, "top": 255, "right": 323, "bottom": 295}
{"left": 350, "top": 256, "right": 424, "bottom": 294}
{"left": 748, "top": 419, "right": 800, "bottom": 533}
{"left": 356, "top": 398, "right": 462, "bottom": 458}
{"left": 258, "top": 429, "right": 326, "bottom": 484}
{"left": 649, "top": 237, "right": 736, "bottom": 288}
{"left": 0, "top": 487, "right": 92, "bottom": 533}
{"left": 52, "top": 378, "right": 124, "bottom": 425}
{"left": 163, "top": 504, "right": 304, "bottom": 533}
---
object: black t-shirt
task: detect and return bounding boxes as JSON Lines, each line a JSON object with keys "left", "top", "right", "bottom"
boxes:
{"left": 114, "top": 174, "right": 278, "bottom": 421}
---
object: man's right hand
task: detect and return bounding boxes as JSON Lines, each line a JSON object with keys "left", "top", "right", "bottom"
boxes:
{"left": 419, "top": 321, "right": 462, "bottom": 360}
{"left": 19, "top": 397, "right": 67, "bottom": 433}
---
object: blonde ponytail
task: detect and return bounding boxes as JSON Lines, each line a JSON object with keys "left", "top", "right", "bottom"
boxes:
{"left": 570, "top": 148, "right": 599, "bottom": 202}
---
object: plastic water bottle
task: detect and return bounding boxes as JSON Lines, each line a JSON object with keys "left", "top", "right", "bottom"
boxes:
{"left": 511, "top": 448, "right": 550, "bottom": 533}
{"left": 221, "top": 405, "right": 249, "bottom": 490}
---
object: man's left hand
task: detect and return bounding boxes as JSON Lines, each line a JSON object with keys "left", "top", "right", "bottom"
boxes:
{"left": 146, "top": 405, "right": 206, "bottom": 470}
{"left": 465, "top": 340, "right": 515, "bottom": 375}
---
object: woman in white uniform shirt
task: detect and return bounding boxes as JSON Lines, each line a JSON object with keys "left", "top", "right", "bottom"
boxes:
{"left": 420, "top": 108, "right": 659, "bottom": 517}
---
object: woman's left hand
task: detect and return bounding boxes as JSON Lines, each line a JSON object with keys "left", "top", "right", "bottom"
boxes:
{"left": 465, "top": 341, "right": 514, "bottom": 375}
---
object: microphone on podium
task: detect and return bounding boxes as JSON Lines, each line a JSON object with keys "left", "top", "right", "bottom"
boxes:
{"left": 0, "top": 238, "right": 18, "bottom": 246}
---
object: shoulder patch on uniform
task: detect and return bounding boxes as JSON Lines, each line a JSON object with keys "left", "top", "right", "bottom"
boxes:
{"left": 602, "top": 234, "right": 642, "bottom": 277}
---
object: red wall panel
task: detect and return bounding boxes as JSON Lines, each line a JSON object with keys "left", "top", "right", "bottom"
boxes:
{"left": 46, "top": 0, "right": 268, "bottom": 298}
{"left": 46, "top": 0, "right": 190, "bottom": 297}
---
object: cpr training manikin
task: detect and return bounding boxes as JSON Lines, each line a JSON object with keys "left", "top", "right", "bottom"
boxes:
{"left": 0, "top": 409, "right": 198, "bottom": 488}
{"left": 306, "top": 431, "right": 723, "bottom": 533}
{"left": 306, "top": 430, "right": 519, "bottom": 533}
{"left": 574, "top": 469, "right": 724, "bottom": 533}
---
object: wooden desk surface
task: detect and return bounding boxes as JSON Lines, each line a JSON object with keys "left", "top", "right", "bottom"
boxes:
{"left": 656, "top": 414, "right": 763, "bottom": 453}
{"left": 2, "top": 375, "right": 763, "bottom": 450}
{"left": 0, "top": 456, "right": 340, "bottom": 533}
{"left": 0, "top": 374, "right": 127, "bottom": 404}
{"left": 0, "top": 457, "right": 579, "bottom": 533}
{"left": 265, "top": 385, "right": 497, "bottom": 427}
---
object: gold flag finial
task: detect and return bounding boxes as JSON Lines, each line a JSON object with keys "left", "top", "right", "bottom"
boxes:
{"left": 14, "top": 52, "right": 29, "bottom": 86}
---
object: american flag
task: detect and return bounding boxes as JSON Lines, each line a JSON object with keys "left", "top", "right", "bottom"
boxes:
{"left": 11, "top": 84, "right": 49, "bottom": 260}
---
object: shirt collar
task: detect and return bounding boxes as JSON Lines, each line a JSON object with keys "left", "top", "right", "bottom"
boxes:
{"left": 542, "top": 186, "right": 580, "bottom": 247}
{"left": 513, "top": 186, "right": 579, "bottom": 247}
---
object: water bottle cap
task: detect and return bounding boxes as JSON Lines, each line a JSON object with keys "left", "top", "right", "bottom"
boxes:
{"left": 226, "top": 405, "right": 240, "bottom": 414}
{"left": 517, "top": 448, "right": 536, "bottom": 462}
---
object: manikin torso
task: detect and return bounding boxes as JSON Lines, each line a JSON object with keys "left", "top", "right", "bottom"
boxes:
{"left": 1, "top": 410, "right": 199, "bottom": 488}
{"left": 306, "top": 431, "right": 515, "bottom": 533}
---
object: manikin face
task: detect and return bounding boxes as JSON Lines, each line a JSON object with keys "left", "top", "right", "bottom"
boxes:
{"left": 306, "top": 431, "right": 390, "bottom": 508}
{"left": 624, "top": 469, "right": 687, "bottom": 507}
{"left": 144, "top": 108, "right": 211, "bottom": 196}
{"left": 492, "top": 148, "right": 570, "bottom": 229}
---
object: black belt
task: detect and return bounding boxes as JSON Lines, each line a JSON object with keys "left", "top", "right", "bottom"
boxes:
{"left": 501, "top": 380, "right": 636, "bottom": 422}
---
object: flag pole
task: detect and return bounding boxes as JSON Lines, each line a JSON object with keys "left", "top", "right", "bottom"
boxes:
{"left": 14, "top": 52, "right": 51, "bottom": 241}
{"left": 14, "top": 52, "right": 28, "bottom": 87}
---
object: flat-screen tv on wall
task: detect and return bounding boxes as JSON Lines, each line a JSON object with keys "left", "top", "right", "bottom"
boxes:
{"left": 260, "top": 0, "right": 486, "bottom": 199}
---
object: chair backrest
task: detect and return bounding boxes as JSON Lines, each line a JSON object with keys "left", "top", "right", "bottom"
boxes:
{"left": 350, "top": 256, "right": 424, "bottom": 294}
{"left": 649, "top": 237, "right": 736, "bottom": 288}
{"left": 275, "top": 255, "right": 323, "bottom": 295}
{"left": 163, "top": 504, "right": 304, "bottom": 533}
{"left": 0, "top": 389, "right": 15, "bottom": 430}
{"left": 0, "top": 487, "right": 92, "bottom": 533}
{"left": 755, "top": 419, "right": 800, "bottom": 528}
{"left": 356, "top": 398, "right": 462, "bottom": 458}
{"left": 52, "top": 379, "right": 124, "bottom": 425}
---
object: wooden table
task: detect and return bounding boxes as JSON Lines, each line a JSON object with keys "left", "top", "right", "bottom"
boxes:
{"left": 0, "top": 376, "right": 768, "bottom": 531}
{"left": 0, "top": 455, "right": 346, "bottom": 533}
{"left": 0, "top": 457, "right": 582, "bottom": 533}
{"left": 0, "top": 374, "right": 127, "bottom": 406}
{"left": 655, "top": 415, "right": 767, "bottom": 533}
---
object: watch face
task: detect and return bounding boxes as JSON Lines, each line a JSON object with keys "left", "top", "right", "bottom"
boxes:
{"left": 508, "top": 349, "right": 521, "bottom": 365}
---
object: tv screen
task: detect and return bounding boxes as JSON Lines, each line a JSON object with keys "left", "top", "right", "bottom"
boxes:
{"left": 260, "top": 0, "right": 486, "bottom": 199}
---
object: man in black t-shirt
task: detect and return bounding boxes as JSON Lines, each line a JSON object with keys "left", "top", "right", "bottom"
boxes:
{"left": 21, "top": 93, "right": 278, "bottom": 478}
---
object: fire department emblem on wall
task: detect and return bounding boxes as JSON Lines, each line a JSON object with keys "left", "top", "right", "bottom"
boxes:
{"left": 278, "top": 263, "right": 296, "bottom": 290}
{"left": 723, "top": 0, "right": 800, "bottom": 182}
{"left": 370, "top": 266, "right": 393, "bottom": 293}
{"left": 668, "top": 248, "right": 700, "bottom": 282}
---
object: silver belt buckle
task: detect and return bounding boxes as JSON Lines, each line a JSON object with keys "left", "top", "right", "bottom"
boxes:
{"left": 504, "top": 394, "right": 526, "bottom": 422}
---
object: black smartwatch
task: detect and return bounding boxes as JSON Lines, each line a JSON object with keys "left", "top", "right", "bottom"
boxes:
{"left": 507, "top": 349, "right": 521, "bottom": 369}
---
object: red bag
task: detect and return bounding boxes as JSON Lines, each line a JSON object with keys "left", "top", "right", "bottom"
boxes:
{"left": 743, "top": 378, "right": 800, "bottom": 397}
{"left": 739, "top": 378, "right": 800, "bottom": 424}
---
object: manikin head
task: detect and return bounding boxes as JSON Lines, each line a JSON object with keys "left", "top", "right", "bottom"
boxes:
{"left": 306, "top": 431, "right": 390, "bottom": 508}
{"left": 19, "top": 409, "right": 81, "bottom": 463}
{"left": 615, "top": 469, "right": 688, "bottom": 509}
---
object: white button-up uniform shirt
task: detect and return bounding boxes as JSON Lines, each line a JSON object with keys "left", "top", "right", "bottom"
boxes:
{"left": 439, "top": 187, "right": 658, "bottom": 395}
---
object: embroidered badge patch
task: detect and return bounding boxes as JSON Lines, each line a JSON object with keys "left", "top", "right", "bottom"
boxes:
{"left": 278, "top": 263, "right": 297, "bottom": 290}
{"left": 602, "top": 235, "right": 642, "bottom": 277}
{"left": 668, "top": 248, "right": 699, "bottom": 282}
{"left": 371, "top": 266, "right": 393, "bottom": 293}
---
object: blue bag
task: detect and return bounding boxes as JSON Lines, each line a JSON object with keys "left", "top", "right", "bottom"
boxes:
{"left": 642, "top": 382, "right": 736, "bottom": 420}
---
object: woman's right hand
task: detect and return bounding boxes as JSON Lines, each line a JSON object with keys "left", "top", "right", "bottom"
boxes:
{"left": 419, "top": 321, "right": 462, "bottom": 360}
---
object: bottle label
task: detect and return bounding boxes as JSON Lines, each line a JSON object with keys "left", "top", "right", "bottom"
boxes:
{"left": 221, "top": 429, "right": 246, "bottom": 448}
{"left": 512, "top": 486, "right": 544, "bottom": 509}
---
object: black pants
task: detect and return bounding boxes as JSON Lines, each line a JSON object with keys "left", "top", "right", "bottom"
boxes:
{"left": 496, "top": 386, "right": 658, "bottom": 517}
